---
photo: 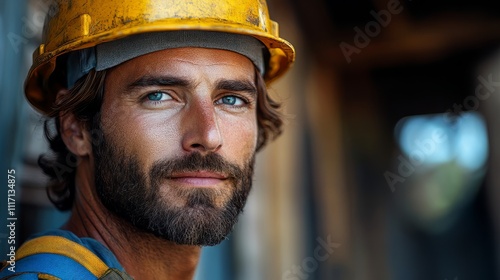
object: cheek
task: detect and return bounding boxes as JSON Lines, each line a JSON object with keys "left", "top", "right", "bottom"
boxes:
{"left": 219, "top": 114, "right": 258, "bottom": 162}
{"left": 101, "top": 108, "right": 182, "bottom": 168}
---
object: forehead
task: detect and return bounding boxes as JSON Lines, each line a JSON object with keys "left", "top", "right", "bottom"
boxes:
{"left": 105, "top": 47, "right": 256, "bottom": 82}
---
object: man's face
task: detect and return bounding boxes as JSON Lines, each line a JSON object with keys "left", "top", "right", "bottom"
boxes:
{"left": 93, "top": 48, "right": 258, "bottom": 245}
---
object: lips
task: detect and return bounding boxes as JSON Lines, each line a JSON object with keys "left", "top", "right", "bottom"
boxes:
{"left": 168, "top": 171, "right": 229, "bottom": 187}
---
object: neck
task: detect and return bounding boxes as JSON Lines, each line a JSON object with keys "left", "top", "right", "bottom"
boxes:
{"left": 63, "top": 163, "right": 201, "bottom": 280}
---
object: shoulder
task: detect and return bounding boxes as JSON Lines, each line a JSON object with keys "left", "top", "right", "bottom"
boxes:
{"left": 29, "top": 229, "right": 124, "bottom": 269}
{"left": 0, "top": 229, "right": 131, "bottom": 279}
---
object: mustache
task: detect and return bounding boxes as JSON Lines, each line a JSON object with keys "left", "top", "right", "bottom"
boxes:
{"left": 149, "top": 152, "right": 245, "bottom": 183}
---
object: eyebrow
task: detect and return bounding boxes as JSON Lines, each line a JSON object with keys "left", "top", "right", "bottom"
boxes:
{"left": 215, "top": 79, "right": 257, "bottom": 94}
{"left": 126, "top": 75, "right": 190, "bottom": 91}
{"left": 125, "top": 75, "right": 256, "bottom": 95}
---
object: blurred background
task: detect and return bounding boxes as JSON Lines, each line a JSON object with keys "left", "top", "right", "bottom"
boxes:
{"left": 2, "top": 0, "right": 500, "bottom": 279}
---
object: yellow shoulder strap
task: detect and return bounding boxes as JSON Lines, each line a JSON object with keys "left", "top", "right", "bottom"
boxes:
{"left": 16, "top": 235, "right": 110, "bottom": 278}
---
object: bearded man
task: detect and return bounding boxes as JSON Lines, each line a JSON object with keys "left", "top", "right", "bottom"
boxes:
{"left": 0, "top": 0, "right": 294, "bottom": 279}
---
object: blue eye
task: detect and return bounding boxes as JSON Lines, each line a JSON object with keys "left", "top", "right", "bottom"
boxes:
{"left": 222, "top": 96, "right": 236, "bottom": 105}
{"left": 218, "top": 96, "right": 245, "bottom": 106}
{"left": 146, "top": 92, "right": 171, "bottom": 101}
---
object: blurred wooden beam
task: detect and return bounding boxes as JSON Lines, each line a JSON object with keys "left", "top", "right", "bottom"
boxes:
{"left": 323, "top": 14, "right": 500, "bottom": 68}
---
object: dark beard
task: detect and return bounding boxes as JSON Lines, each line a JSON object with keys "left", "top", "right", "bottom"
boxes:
{"left": 93, "top": 134, "right": 255, "bottom": 246}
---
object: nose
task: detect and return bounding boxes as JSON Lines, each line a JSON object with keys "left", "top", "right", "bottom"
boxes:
{"left": 181, "top": 101, "right": 223, "bottom": 153}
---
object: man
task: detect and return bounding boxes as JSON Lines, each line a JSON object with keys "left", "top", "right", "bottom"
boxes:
{"left": 0, "top": 0, "right": 294, "bottom": 279}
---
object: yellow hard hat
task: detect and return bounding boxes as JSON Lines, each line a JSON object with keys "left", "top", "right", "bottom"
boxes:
{"left": 26, "top": 0, "right": 295, "bottom": 115}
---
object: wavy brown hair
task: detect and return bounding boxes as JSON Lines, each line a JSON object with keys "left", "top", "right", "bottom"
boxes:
{"left": 39, "top": 67, "right": 283, "bottom": 211}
